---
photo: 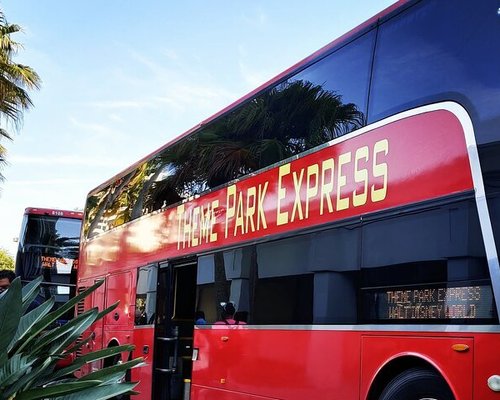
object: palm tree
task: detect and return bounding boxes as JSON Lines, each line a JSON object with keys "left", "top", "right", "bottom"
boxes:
{"left": 0, "top": 10, "right": 41, "bottom": 182}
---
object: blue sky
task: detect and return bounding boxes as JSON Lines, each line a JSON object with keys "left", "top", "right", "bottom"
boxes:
{"left": 0, "top": 0, "right": 394, "bottom": 256}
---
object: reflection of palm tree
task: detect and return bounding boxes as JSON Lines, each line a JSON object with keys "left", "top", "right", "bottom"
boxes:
{"left": 85, "top": 171, "right": 136, "bottom": 237}
{"left": 84, "top": 79, "right": 364, "bottom": 237}
{"left": 171, "top": 80, "right": 364, "bottom": 191}
{"left": 131, "top": 152, "right": 182, "bottom": 218}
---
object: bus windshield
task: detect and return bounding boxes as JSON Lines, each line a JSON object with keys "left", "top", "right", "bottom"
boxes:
{"left": 16, "top": 208, "right": 83, "bottom": 323}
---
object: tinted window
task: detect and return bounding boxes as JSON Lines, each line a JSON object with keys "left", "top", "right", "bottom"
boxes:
{"left": 369, "top": 0, "right": 500, "bottom": 146}
{"left": 135, "top": 265, "right": 158, "bottom": 326}
{"left": 196, "top": 197, "right": 495, "bottom": 325}
{"left": 17, "top": 215, "right": 80, "bottom": 282}
{"left": 196, "top": 243, "right": 314, "bottom": 325}
{"left": 370, "top": 0, "right": 500, "bottom": 307}
{"left": 24, "top": 215, "right": 81, "bottom": 248}
{"left": 84, "top": 31, "right": 375, "bottom": 239}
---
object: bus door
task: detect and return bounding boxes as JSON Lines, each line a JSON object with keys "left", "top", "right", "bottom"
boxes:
{"left": 153, "top": 260, "right": 197, "bottom": 400}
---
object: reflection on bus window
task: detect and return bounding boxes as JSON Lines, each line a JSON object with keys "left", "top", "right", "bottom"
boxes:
{"left": 135, "top": 265, "right": 158, "bottom": 325}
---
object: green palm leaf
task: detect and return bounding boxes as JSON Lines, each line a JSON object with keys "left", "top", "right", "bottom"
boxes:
{"left": 52, "top": 382, "right": 137, "bottom": 400}
{"left": 30, "top": 309, "right": 98, "bottom": 357}
{"left": 0, "top": 353, "right": 34, "bottom": 390}
{"left": 12, "top": 380, "right": 101, "bottom": 400}
{"left": 0, "top": 279, "right": 22, "bottom": 357}
{"left": 51, "top": 344, "right": 135, "bottom": 381}
{"left": 78, "top": 358, "right": 143, "bottom": 382}
{"left": 2, "top": 356, "right": 54, "bottom": 400}
{"left": 20, "top": 276, "right": 43, "bottom": 314}
{"left": 0, "top": 272, "right": 139, "bottom": 399}
{"left": 8, "top": 297, "right": 55, "bottom": 351}
{"left": 14, "top": 280, "right": 103, "bottom": 354}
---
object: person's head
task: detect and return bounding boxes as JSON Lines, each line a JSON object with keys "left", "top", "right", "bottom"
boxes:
{"left": 0, "top": 270, "right": 16, "bottom": 294}
{"left": 221, "top": 302, "right": 236, "bottom": 319}
{"left": 195, "top": 310, "right": 205, "bottom": 320}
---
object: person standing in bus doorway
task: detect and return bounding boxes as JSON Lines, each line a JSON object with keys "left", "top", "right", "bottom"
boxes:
{"left": 215, "top": 302, "right": 246, "bottom": 325}
{"left": 0, "top": 270, "right": 16, "bottom": 294}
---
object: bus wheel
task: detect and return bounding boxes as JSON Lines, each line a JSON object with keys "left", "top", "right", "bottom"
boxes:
{"left": 105, "top": 353, "right": 130, "bottom": 400}
{"left": 379, "top": 368, "right": 454, "bottom": 400}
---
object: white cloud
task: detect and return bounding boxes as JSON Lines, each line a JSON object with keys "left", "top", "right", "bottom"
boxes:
{"left": 68, "top": 116, "right": 124, "bottom": 139}
{"left": 238, "top": 60, "right": 271, "bottom": 88}
{"left": 10, "top": 154, "right": 124, "bottom": 168}
{"left": 108, "top": 113, "right": 124, "bottom": 123}
{"left": 162, "top": 48, "right": 180, "bottom": 61}
{"left": 7, "top": 177, "right": 95, "bottom": 186}
{"left": 85, "top": 100, "right": 157, "bottom": 110}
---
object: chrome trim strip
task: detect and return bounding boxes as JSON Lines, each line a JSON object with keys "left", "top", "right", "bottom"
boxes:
{"left": 322, "top": 101, "right": 500, "bottom": 321}
{"left": 133, "top": 324, "right": 154, "bottom": 330}
{"left": 196, "top": 323, "right": 500, "bottom": 333}
{"left": 442, "top": 102, "right": 500, "bottom": 320}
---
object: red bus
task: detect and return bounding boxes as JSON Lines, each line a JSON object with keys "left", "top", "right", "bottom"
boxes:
{"left": 16, "top": 207, "right": 83, "bottom": 323}
{"left": 77, "top": 0, "right": 500, "bottom": 399}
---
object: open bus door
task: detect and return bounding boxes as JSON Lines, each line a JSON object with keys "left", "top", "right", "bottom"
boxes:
{"left": 152, "top": 260, "right": 197, "bottom": 400}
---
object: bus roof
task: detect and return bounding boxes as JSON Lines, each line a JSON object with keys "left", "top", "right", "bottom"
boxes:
{"left": 24, "top": 207, "right": 83, "bottom": 220}
{"left": 88, "top": 0, "right": 410, "bottom": 197}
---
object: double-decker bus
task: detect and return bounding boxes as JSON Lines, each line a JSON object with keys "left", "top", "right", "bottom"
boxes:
{"left": 16, "top": 207, "right": 82, "bottom": 323}
{"left": 77, "top": 0, "right": 500, "bottom": 399}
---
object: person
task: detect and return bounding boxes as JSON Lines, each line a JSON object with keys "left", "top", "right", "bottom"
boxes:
{"left": 215, "top": 302, "right": 246, "bottom": 325}
{"left": 0, "top": 270, "right": 16, "bottom": 294}
{"left": 195, "top": 310, "right": 207, "bottom": 325}
{"left": 135, "top": 306, "right": 148, "bottom": 325}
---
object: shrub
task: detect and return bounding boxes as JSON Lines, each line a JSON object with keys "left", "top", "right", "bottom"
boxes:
{"left": 0, "top": 277, "right": 141, "bottom": 399}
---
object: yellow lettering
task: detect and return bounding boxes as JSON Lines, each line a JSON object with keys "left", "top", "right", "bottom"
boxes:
{"left": 246, "top": 186, "right": 256, "bottom": 233}
{"left": 277, "top": 164, "right": 290, "bottom": 225}
{"left": 192, "top": 206, "right": 199, "bottom": 246}
{"left": 306, "top": 164, "right": 319, "bottom": 218}
{"left": 199, "top": 205, "right": 211, "bottom": 244}
{"left": 336, "top": 152, "right": 351, "bottom": 211}
{"left": 257, "top": 182, "right": 268, "bottom": 230}
{"left": 291, "top": 169, "right": 304, "bottom": 222}
{"left": 225, "top": 185, "right": 236, "bottom": 238}
{"left": 353, "top": 146, "right": 369, "bottom": 207}
{"left": 320, "top": 158, "right": 334, "bottom": 215}
{"left": 177, "top": 204, "right": 185, "bottom": 249}
{"left": 371, "top": 139, "right": 388, "bottom": 202}
{"left": 210, "top": 200, "right": 219, "bottom": 242}
{"left": 234, "top": 191, "right": 245, "bottom": 236}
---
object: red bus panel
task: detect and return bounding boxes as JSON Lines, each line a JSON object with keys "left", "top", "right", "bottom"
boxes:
{"left": 81, "top": 106, "right": 474, "bottom": 275}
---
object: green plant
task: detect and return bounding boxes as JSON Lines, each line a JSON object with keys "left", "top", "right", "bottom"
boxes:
{"left": 0, "top": 277, "right": 142, "bottom": 399}
{"left": 0, "top": 248, "right": 14, "bottom": 270}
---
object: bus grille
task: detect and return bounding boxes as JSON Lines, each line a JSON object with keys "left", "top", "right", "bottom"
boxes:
{"left": 75, "top": 286, "right": 88, "bottom": 358}
{"left": 76, "top": 286, "right": 87, "bottom": 316}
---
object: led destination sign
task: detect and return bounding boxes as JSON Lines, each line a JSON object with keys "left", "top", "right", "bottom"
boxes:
{"left": 41, "top": 256, "right": 78, "bottom": 273}
{"left": 362, "top": 282, "right": 495, "bottom": 322}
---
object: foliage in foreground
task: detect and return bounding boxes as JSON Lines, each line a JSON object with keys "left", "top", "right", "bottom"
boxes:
{"left": 0, "top": 277, "right": 142, "bottom": 399}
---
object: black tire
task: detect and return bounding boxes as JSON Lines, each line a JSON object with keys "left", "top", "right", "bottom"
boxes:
{"left": 379, "top": 368, "right": 454, "bottom": 400}
{"left": 105, "top": 351, "right": 130, "bottom": 400}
